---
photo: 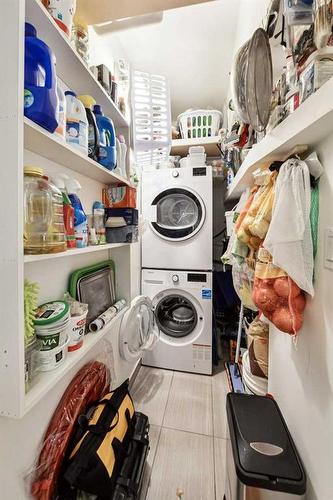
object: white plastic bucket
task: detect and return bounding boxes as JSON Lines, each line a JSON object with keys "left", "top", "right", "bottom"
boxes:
{"left": 35, "top": 316, "right": 69, "bottom": 351}
{"left": 68, "top": 311, "right": 88, "bottom": 352}
{"left": 242, "top": 350, "right": 268, "bottom": 396}
{"left": 37, "top": 337, "right": 69, "bottom": 372}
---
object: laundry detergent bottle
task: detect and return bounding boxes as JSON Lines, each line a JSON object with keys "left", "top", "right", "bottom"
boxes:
{"left": 78, "top": 95, "right": 100, "bottom": 161}
{"left": 93, "top": 104, "right": 117, "bottom": 170}
{"left": 65, "top": 91, "right": 88, "bottom": 155}
{"left": 24, "top": 23, "right": 58, "bottom": 133}
{"left": 55, "top": 81, "right": 67, "bottom": 139}
{"left": 66, "top": 179, "right": 88, "bottom": 248}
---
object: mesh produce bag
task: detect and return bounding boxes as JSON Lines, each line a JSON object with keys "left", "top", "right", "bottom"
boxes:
{"left": 264, "top": 159, "right": 314, "bottom": 297}
{"left": 252, "top": 248, "right": 306, "bottom": 335}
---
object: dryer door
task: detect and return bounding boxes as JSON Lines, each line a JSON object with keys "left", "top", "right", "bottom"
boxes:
{"left": 119, "top": 296, "right": 160, "bottom": 361}
{"left": 150, "top": 187, "right": 205, "bottom": 241}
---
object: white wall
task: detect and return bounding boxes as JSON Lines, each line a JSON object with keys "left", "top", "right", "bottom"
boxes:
{"left": 269, "top": 133, "right": 333, "bottom": 500}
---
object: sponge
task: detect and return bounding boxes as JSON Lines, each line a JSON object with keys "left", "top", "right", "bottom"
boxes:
{"left": 24, "top": 279, "right": 39, "bottom": 345}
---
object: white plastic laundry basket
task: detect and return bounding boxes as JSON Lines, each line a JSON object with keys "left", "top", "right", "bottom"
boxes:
{"left": 178, "top": 109, "right": 223, "bottom": 139}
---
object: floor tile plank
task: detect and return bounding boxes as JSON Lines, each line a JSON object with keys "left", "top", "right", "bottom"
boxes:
{"left": 163, "top": 371, "right": 213, "bottom": 436}
{"left": 131, "top": 367, "right": 173, "bottom": 426}
{"left": 147, "top": 428, "right": 215, "bottom": 500}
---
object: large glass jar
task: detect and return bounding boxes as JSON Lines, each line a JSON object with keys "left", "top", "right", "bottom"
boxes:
{"left": 24, "top": 166, "right": 66, "bottom": 254}
{"left": 71, "top": 22, "right": 89, "bottom": 66}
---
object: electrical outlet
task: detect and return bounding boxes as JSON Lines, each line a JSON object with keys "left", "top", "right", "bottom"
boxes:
{"left": 324, "top": 228, "right": 333, "bottom": 271}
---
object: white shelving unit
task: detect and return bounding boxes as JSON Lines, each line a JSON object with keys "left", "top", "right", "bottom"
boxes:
{"left": 24, "top": 119, "right": 131, "bottom": 185}
{"left": 227, "top": 77, "right": 333, "bottom": 200}
{"left": 0, "top": 0, "right": 137, "bottom": 418}
{"left": 171, "top": 136, "right": 221, "bottom": 157}
{"left": 25, "top": 0, "right": 129, "bottom": 128}
{"left": 24, "top": 307, "right": 128, "bottom": 413}
{"left": 24, "top": 243, "right": 129, "bottom": 263}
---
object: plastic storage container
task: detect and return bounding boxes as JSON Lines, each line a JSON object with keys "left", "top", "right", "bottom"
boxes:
{"left": 93, "top": 104, "right": 117, "bottom": 170}
{"left": 225, "top": 393, "right": 306, "bottom": 500}
{"left": 178, "top": 109, "right": 223, "bottom": 139}
{"left": 24, "top": 23, "right": 58, "bottom": 133}
{"left": 42, "top": 0, "right": 76, "bottom": 36}
{"left": 65, "top": 90, "right": 88, "bottom": 155}
{"left": 24, "top": 166, "right": 67, "bottom": 254}
{"left": 71, "top": 21, "right": 89, "bottom": 65}
{"left": 283, "top": 0, "right": 313, "bottom": 25}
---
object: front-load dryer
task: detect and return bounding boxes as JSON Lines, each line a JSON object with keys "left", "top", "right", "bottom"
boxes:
{"left": 108, "top": 295, "right": 160, "bottom": 389}
{"left": 142, "top": 166, "right": 212, "bottom": 271}
{"left": 142, "top": 269, "right": 212, "bottom": 375}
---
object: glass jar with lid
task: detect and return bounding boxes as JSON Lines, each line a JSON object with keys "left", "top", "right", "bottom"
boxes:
{"left": 24, "top": 166, "right": 66, "bottom": 254}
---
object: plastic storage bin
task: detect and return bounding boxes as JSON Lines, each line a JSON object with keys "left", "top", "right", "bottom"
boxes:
{"left": 225, "top": 393, "right": 306, "bottom": 500}
{"left": 178, "top": 109, "right": 222, "bottom": 139}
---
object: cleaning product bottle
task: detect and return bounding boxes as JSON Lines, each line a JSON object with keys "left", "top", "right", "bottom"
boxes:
{"left": 42, "top": 0, "right": 77, "bottom": 37}
{"left": 65, "top": 90, "right": 88, "bottom": 155}
{"left": 55, "top": 81, "right": 67, "bottom": 139}
{"left": 53, "top": 175, "right": 76, "bottom": 248}
{"left": 24, "top": 23, "right": 58, "bottom": 133}
{"left": 93, "top": 104, "right": 117, "bottom": 170}
{"left": 66, "top": 178, "right": 88, "bottom": 248}
{"left": 78, "top": 95, "right": 100, "bottom": 161}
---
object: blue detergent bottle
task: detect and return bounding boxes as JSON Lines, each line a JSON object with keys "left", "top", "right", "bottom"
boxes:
{"left": 24, "top": 23, "right": 58, "bottom": 133}
{"left": 93, "top": 104, "right": 117, "bottom": 170}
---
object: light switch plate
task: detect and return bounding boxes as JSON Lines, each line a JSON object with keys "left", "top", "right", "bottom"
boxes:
{"left": 324, "top": 228, "right": 333, "bottom": 271}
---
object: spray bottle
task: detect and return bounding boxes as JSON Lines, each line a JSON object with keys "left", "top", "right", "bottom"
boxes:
{"left": 66, "top": 178, "right": 88, "bottom": 248}
{"left": 53, "top": 174, "right": 76, "bottom": 248}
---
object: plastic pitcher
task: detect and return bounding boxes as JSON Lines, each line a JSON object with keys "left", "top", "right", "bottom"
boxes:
{"left": 93, "top": 104, "right": 117, "bottom": 170}
{"left": 24, "top": 23, "right": 58, "bottom": 133}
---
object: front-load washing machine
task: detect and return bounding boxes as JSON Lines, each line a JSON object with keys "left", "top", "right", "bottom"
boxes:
{"left": 108, "top": 295, "right": 160, "bottom": 389}
{"left": 142, "top": 165, "right": 212, "bottom": 271}
{"left": 142, "top": 269, "right": 212, "bottom": 375}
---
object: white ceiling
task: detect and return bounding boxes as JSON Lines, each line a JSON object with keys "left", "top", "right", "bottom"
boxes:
{"left": 103, "top": 0, "right": 241, "bottom": 120}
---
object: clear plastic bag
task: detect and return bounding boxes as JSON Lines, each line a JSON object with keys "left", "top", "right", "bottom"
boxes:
{"left": 248, "top": 172, "right": 277, "bottom": 240}
{"left": 232, "top": 258, "right": 258, "bottom": 311}
{"left": 264, "top": 159, "right": 314, "bottom": 296}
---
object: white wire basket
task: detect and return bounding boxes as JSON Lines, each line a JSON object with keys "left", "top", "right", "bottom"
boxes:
{"left": 178, "top": 109, "right": 223, "bottom": 139}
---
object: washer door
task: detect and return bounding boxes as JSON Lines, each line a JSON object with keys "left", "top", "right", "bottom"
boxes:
{"left": 119, "top": 296, "right": 160, "bottom": 361}
{"left": 150, "top": 187, "right": 205, "bottom": 241}
{"left": 155, "top": 294, "right": 198, "bottom": 338}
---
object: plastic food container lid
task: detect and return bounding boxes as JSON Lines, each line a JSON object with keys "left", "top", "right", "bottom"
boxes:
{"left": 24, "top": 166, "right": 44, "bottom": 176}
{"left": 34, "top": 301, "right": 70, "bottom": 326}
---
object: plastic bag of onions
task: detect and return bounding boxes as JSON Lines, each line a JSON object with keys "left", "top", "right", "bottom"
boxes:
{"left": 252, "top": 248, "right": 306, "bottom": 335}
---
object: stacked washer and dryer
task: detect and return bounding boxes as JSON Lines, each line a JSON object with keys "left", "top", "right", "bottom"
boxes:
{"left": 141, "top": 165, "right": 213, "bottom": 375}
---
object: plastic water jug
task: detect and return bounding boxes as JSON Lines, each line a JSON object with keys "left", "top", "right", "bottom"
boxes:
{"left": 93, "top": 104, "right": 117, "bottom": 170}
{"left": 65, "top": 91, "right": 88, "bottom": 155}
{"left": 78, "top": 95, "right": 100, "bottom": 161}
{"left": 42, "top": 0, "right": 76, "bottom": 37}
{"left": 24, "top": 166, "right": 66, "bottom": 254}
{"left": 24, "top": 23, "right": 58, "bottom": 133}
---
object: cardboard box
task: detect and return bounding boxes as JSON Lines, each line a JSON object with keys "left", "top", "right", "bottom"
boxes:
{"left": 103, "top": 186, "right": 137, "bottom": 208}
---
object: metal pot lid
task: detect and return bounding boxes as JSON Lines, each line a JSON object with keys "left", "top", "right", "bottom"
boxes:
{"left": 246, "top": 28, "right": 273, "bottom": 132}
{"left": 172, "top": 305, "right": 195, "bottom": 323}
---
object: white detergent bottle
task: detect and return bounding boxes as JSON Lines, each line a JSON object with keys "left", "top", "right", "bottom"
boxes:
{"left": 55, "top": 81, "right": 66, "bottom": 139}
{"left": 65, "top": 90, "right": 88, "bottom": 155}
{"left": 66, "top": 178, "right": 88, "bottom": 248}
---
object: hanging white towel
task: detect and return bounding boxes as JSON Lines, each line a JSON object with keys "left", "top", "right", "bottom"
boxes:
{"left": 264, "top": 159, "right": 314, "bottom": 296}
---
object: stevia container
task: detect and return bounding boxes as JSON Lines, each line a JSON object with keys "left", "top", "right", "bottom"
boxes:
{"left": 37, "top": 337, "right": 69, "bottom": 372}
{"left": 25, "top": 338, "right": 38, "bottom": 392}
{"left": 34, "top": 301, "right": 70, "bottom": 352}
